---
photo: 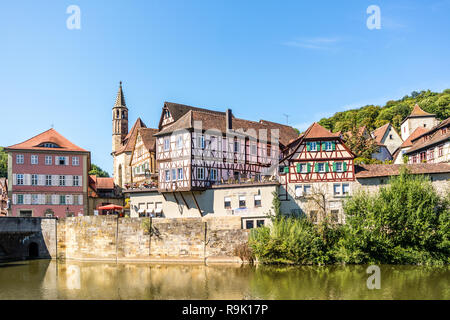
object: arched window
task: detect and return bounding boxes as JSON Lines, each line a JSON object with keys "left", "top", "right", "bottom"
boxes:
{"left": 122, "top": 111, "right": 126, "bottom": 119}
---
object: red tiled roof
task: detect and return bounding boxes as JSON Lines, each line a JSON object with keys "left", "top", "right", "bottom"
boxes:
{"left": 303, "top": 122, "right": 339, "bottom": 139}
{"left": 400, "top": 127, "right": 429, "bottom": 148}
{"left": 355, "top": 163, "right": 450, "bottom": 178}
{"left": 410, "top": 104, "right": 434, "bottom": 117}
{"left": 371, "top": 123, "right": 390, "bottom": 143}
{"left": 89, "top": 175, "right": 115, "bottom": 190}
{"left": 6, "top": 128, "right": 87, "bottom": 152}
{"left": 115, "top": 118, "right": 147, "bottom": 155}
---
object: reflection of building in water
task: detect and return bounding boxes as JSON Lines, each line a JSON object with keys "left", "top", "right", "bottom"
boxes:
{"left": 66, "top": 264, "right": 81, "bottom": 290}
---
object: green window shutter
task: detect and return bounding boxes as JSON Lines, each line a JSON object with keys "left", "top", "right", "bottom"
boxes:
{"left": 314, "top": 163, "right": 319, "bottom": 172}
{"left": 307, "top": 163, "right": 311, "bottom": 173}
{"left": 306, "top": 142, "right": 311, "bottom": 151}
{"left": 296, "top": 163, "right": 301, "bottom": 173}
{"left": 332, "top": 162, "right": 336, "bottom": 172}
{"left": 325, "top": 163, "right": 329, "bottom": 172}
{"left": 284, "top": 166, "right": 289, "bottom": 173}
{"left": 332, "top": 141, "right": 336, "bottom": 151}
{"left": 321, "top": 142, "right": 326, "bottom": 151}
{"left": 343, "top": 162, "right": 348, "bottom": 171}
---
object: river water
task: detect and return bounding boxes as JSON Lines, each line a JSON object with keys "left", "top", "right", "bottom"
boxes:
{"left": 0, "top": 260, "right": 448, "bottom": 299}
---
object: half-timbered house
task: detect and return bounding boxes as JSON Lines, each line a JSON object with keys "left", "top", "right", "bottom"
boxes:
{"left": 278, "top": 122, "right": 356, "bottom": 223}
{"left": 127, "top": 102, "right": 298, "bottom": 227}
{"left": 129, "top": 128, "right": 158, "bottom": 187}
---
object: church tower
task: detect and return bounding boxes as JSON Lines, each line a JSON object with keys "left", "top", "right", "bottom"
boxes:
{"left": 112, "top": 81, "right": 129, "bottom": 153}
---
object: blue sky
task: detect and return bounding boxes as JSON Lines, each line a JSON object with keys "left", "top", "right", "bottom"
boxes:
{"left": 1, "top": 0, "right": 450, "bottom": 174}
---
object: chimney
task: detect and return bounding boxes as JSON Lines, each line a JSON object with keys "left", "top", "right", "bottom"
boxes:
{"left": 226, "top": 109, "right": 232, "bottom": 131}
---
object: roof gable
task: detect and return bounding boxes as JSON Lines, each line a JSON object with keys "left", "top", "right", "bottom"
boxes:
{"left": 116, "top": 118, "right": 147, "bottom": 155}
{"left": 6, "top": 128, "right": 87, "bottom": 152}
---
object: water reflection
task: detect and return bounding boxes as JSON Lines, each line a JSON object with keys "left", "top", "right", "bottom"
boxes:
{"left": 0, "top": 260, "right": 448, "bottom": 300}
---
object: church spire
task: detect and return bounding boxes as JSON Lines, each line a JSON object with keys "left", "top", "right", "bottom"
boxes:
{"left": 114, "top": 81, "right": 127, "bottom": 108}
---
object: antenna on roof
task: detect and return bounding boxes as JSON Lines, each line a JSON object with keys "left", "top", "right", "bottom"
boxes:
{"left": 283, "top": 114, "right": 290, "bottom": 125}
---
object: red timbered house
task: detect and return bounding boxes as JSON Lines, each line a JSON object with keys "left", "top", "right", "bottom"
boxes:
{"left": 278, "top": 122, "right": 356, "bottom": 223}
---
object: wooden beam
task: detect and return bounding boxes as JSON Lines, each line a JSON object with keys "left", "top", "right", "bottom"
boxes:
{"left": 191, "top": 191, "right": 202, "bottom": 216}
{"left": 179, "top": 192, "right": 190, "bottom": 209}
{"left": 173, "top": 192, "right": 180, "bottom": 206}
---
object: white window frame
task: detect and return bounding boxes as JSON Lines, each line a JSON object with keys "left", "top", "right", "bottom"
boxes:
{"left": 73, "top": 176, "right": 79, "bottom": 187}
{"left": 325, "top": 141, "right": 333, "bottom": 151}
{"left": 16, "top": 154, "right": 24, "bottom": 164}
{"left": 250, "top": 143, "right": 257, "bottom": 155}
{"left": 164, "top": 138, "right": 170, "bottom": 151}
{"left": 46, "top": 175, "right": 52, "bottom": 186}
{"left": 45, "top": 156, "right": 52, "bottom": 165}
{"left": 224, "top": 197, "right": 231, "bottom": 209}
{"left": 198, "top": 136, "right": 205, "bottom": 149}
{"left": 234, "top": 141, "right": 240, "bottom": 153}
{"left": 31, "top": 155, "right": 38, "bottom": 165}
{"left": 303, "top": 185, "right": 312, "bottom": 195}
{"left": 177, "top": 168, "right": 183, "bottom": 180}
{"left": 254, "top": 195, "right": 262, "bottom": 207}
{"left": 17, "top": 174, "right": 24, "bottom": 185}
{"left": 17, "top": 194, "right": 24, "bottom": 204}
{"left": 165, "top": 170, "right": 170, "bottom": 181}
{"left": 171, "top": 169, "right": 177, "bottom": 181}
{"left": 72, "top": 157, "right": 80, "bottom": 166}
{"left": 239, "top": 196, "right": 246, "bottom": 208}
{"left": 310, "top": 142, "right": 318, "bottom": 152}
{"left": 31, "top": 174, "right": 38, "bottom": 186}
{"left": 333, "top": 184, "right": 342, "bottom": 196}
{"left": 59, "top": 175, "right": 66, "bottom": 186}
{"left": 335, "top": 162, "right": 343, "bottom": 172}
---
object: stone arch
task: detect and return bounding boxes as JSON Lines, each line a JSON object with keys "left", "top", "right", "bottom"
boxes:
{"left": 28, "top": 242, "right": 39, "bottom": 258}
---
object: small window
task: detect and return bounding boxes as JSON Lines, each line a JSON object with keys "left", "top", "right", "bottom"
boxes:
{"left": 197, "top": 167, "right": 205, "bottom": 180}
{"left": 177, "top": 168, "right": 183, "bottom": 180}
{"left": 335, "top": 162, "right": 343, "bottom": 172}
{"left": 303, "top": 185, "right": 312, "bottom": 195}
{"left": 254, "top": 195, "right": 261, "bottom": 207}
{"left": 234, "top": 141, "right": 240, "bottom": 153}
{"left": 59, "top": 175, "right": 66, "bottom": 186}
{"left": 333, "top": 184, "right": 342, "bottom": 196}
{"left": 210, "top": 168, "right": 217, "bottom": 181}
{"left": 72, "top": 157, "right": 79, "bottom": 166}
{"left": 330, "top": 210, "right": 339, "bottom": 223}
{"left": 310, "top": 142, "right": 318, "bottom": 151}
{"left": 423, "top": 124, "right": 426, "bottom": 127}
{"left": 224, "top": 197, "right": 231, "bottom": 209}
{"left": 198, "top": 136, "right": 205, "bottom": 149}
{"left": 342, "top": 183, "right": 350, "bottom": 195}
{"left": 389, "top": 134, "right": 393, "bottom": 140}
{"left": 45, "top": 156, "right": 52, "bottom": 165}
{"left": 45, "top": 194, "right": 52, "bottom": 205}
{"left": 58, "top": 157, "right": 66, "bottom": 165}
{"left": 239, "top": 196, "right": 246, "bottom": 208}
{"left": 171, "top": 169, "right": 176, "bottom": 181}
{"left": 31, "top": 174, "right": 38, "bottom": 186}
{"left": 245, "top": 220, "right": 254, "bottom": 229}
{"left": 324, "top": 141, "right": 332, "bottom": 151}
{"left": 165, "top": 170, "right": 170, "bottom": 181}
{"left": 250, "top": 143, "right": 257, "bottom": 155}
{"left": 177, "top": 136, "right": 183, "bottom": 150}
{"left": 17, "top": 174, "right": 24, "bottom": 185}
{"left": 60, "top": 195, "right": 66, "bottom": 205}
{"left": 17, "top": 194, "right": 24, "bottom": 204}
{"left": 46, "top": 175, "right": 52, "bottom": 186}
{"left": 73, "top": 176, "right": 79, "bottom": 186}
{"left": 310, "top": 211, "right": 318, "bottom": 223}
{"left": 31, "top": 155, "right": 38, "bottom": 165}
{"left": 164, "top": 138, "right": 170, "bottom": 151}
{"left": 256, "top": 220, "right": 265, "bottom": 227}
{"left": 16, "top": 154, "right": 24, "bottom": 164}
{"left": 317, "top": 163, "right": 325, "bottom": 172}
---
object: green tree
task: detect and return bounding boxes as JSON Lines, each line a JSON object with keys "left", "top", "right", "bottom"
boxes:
{"left": 343, "top": 126, "right": 378, "bottom": 159}
{"left": 0, "top": 147, "right": 7, "bottom": 178}
{"left": 338, "top": 168, "right": 450, "bottom": 264}
{"left": 89, "top": 164, "right": 110, "bottom": 177}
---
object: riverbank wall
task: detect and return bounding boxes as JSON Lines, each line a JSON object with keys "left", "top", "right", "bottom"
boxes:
{"left": 0, "top": 216, "right": 250, "bottom": 263}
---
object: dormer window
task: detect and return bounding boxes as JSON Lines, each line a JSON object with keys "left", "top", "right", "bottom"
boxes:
{"left": 39, "top": 142, "right": 60, "bottom": 148}
{"left": 164, "top": 109, "right": 171, "bottom": 119}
